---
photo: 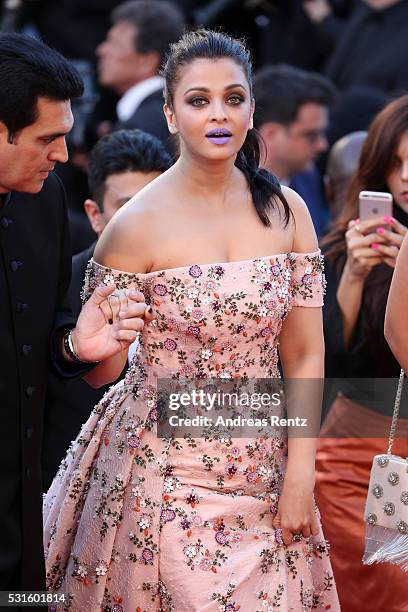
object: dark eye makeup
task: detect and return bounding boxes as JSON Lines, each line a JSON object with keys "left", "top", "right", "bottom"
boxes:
{"left": 186, "top": 93, "right": 245, "bottom": 107}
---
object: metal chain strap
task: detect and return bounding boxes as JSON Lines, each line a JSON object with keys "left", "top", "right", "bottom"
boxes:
{"left": 387, "top": 369, "right": 405, "bottom": 455}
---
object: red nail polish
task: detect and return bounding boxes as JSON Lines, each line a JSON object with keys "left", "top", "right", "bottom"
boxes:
{"left": 376, "top": 227, "right": 385, "bottom": 234}
{"left": 371, "top": 243, "right": 380, "bottom": 249}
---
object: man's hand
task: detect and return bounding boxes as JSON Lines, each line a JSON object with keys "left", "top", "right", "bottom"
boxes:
{"left": 69, "top": 283, "right": 155, "bottom": 363}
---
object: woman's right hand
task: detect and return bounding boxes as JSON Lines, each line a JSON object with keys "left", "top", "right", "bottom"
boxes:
{"left": 344, "top": 218, "right": 386, "bottom": 281}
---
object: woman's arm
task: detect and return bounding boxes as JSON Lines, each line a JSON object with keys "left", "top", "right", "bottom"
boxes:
{"left": 273, "top": 189, "right": 322, "bottom": 543}
{"left": 385, "top": 232, "right": 408, "bottom": 371}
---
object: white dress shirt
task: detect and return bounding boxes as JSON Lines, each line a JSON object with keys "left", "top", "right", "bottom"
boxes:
{"left": 116, "top": 76, "right": 164, "bottom": 123}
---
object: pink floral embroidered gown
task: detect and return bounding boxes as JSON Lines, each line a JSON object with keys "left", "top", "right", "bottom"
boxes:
{"left": 43, "top": 250, "right": 340, "bottom": 611}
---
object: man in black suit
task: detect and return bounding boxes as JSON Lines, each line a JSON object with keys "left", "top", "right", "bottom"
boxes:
{"left": 0, "top": 33, "right": 151, "bottom": 594}
{"left": 96, "top": 0, "right": 184, "bottom": 148}
{"left": 43, "top": 129, "right": 171, "bottom": 490}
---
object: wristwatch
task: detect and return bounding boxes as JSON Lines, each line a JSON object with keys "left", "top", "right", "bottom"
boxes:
{"left": 63, "top": 329, "right": 100, "bottom": 364}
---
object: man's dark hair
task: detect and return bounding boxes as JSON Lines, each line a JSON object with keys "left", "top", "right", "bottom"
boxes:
{"left": 88, "top": 129, "right": 172, "bottom": 209}
{"left": 0, "top": 33, "right": 84, "bottom": 138}
{"left": 253, "top": 64, "right": 335, "bottom": 129}
{"left": 112, "top": 0, "right": 184, "bottom": 65}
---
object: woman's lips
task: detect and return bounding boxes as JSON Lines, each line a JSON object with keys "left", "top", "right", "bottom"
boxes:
{"left": 206, "top": 136, "right": 232, "bottom": 145}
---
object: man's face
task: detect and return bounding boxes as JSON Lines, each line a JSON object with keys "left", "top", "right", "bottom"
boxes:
{"left": 0, "top": 97, "right": 73, "bottom": 194}
{"left": 97, "top": 21, "right": 151, "bottom": 95}
{"left": 85, "top": 169, "right": 162, "bottom": 236}
{"left": 279, "top": 102, "right": 329, "bottom": 177}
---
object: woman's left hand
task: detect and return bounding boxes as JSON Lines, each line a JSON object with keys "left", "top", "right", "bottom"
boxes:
{"left": 272, "top": 484, "right": 319, "bottom": 546}
{"left": 375, "top": 217, "right": 408, "bottom": 268}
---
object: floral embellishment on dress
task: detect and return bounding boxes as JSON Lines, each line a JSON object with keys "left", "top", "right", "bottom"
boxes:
{"left": 128, "top": 435, "right": 141, "bottom": 448}
{"left": 153, "top": 283, "right": 168, "bottom": 296}
{"left": 185, "top": 490, "right": 201, "bottom": 508}
{"left": 215, "top": 530, "right": 229, "bottom": 546}
{"left": 95, "top": 561, "right": 108, "bottom": 576}
{"left": 188, "top": 325, "right": 200, "bottom": 336}
{"left": 208, "top": 265, "right": 225, "bottom": 280}
{"left": 164, "top": 338, "right": 177, "bottom": 351}
{"left": 103, "top": 273, "right": 115, "bottom": 285}
{"left": 160, "top": 508, "right": 176, "bottom": 524}
{"left": 191, "top": 308, "right": 205, "bottom": 322}
{"left": 189, "top": 265, "right": 202, "bottom": 278}
{"left": 141, "top": 548, "right": 154, "bottom": 564}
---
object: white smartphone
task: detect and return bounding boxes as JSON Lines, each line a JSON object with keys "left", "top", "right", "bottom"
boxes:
{"left": 358, "top": 190, "right": 393, "bottom": 223}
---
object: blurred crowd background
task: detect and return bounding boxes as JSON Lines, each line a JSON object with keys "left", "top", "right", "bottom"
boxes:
{"left": 1, "top": 0, "right": 407, "bottom": 253}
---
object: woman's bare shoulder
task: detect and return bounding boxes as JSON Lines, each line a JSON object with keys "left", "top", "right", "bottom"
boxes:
{"left": 281, "top": 186, "right": 319, "bottom": 252}
{"left": 94, "top": 174, "right": 172, "bottom": 273}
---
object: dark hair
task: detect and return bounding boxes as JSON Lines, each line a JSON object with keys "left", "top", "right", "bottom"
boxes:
{"left": 162, "top": 29, "right": 291, "bottom": 228}
{"left": 321, "top": 95, "right": 408, "bottom": 373}
{"left": 112, "top": 0, "right": 184, "bottom": 65}
{"left": 88, "top": 129, "right": 172, "bottom": 209}
{"left": 323, "top": 94, "right": 408, "bottom": 261}
{"left": 253, "top": 64, "right": 335, "bottom": 129}
{"left": 0, "top": 33, "right": 83, "bottom": 138}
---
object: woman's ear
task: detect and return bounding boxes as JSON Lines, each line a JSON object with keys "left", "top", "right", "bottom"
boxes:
{"left": 163, "top": 103, "right": 178, "bottom": 135}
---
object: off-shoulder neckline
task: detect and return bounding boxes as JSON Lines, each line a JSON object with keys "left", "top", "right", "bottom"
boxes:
{"left": 90, "top": 249, "right": 321, "bottom": 278}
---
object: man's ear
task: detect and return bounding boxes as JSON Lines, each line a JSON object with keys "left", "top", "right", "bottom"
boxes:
{"left": 163, "top": 103, "right": 178, "bottom": 135}
{"left": 258, "top": 121, "right": 285, "bottom": 143}
{"left": 84, "top": 199, "right": 104, "bottom": 235}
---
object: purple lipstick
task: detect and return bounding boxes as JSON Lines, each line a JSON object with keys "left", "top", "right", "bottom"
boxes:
{"left": 206, "top": 127, "right": 232, "bottom": 145}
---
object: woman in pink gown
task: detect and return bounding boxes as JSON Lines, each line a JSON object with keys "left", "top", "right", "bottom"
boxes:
{"left": 43, "top": 30, "right": 340, "bottom": 611}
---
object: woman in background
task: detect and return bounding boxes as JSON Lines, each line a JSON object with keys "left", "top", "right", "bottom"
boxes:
{"left": 316, "top": 95, "right": 408, "bottom": 611}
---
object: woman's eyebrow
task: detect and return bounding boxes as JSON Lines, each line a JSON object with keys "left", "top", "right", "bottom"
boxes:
{"left": 183, "top": 83, "right": 246, "bottom": 95}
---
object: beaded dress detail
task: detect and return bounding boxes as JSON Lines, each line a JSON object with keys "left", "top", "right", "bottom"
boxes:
{"left": 43, "top": 251, "right": 339, "bottom": 611}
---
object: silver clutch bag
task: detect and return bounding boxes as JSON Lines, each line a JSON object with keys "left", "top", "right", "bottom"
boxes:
{"left": 363, "top": 370, "right": 408, "bottom": 570}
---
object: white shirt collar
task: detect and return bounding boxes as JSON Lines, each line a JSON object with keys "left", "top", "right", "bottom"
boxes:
{"left": 116, "top": 76, "right": 164, "bottom": 122}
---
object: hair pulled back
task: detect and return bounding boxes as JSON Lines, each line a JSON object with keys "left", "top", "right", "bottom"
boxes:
{"left": 162, "top": 29, "right": 291, "bottom": 228}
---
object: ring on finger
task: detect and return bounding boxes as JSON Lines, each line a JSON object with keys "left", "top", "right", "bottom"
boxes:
{"left": 292, "top": 533, "right": 302, "bottom": 542}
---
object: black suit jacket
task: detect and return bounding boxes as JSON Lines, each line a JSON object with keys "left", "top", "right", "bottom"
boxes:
{"left": 0, "top": 173, "right": 89, "bottom": 591}
{"left": 117, "top": 88, "right": 172, "bottom": 151}
{"left": 43, "top": 242, "right": 126, "bottom": 492}
{"left": 326, "top": 1, "right": 408, "bottom": 94}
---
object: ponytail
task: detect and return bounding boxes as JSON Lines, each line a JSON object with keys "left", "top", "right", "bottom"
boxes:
{"left": 235, "top": 129, "right": 291, "bottom": 227}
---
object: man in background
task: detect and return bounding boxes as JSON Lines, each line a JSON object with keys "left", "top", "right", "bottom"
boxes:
{"left": 96, "top": 0, "right": 184, "bottom": 147}
{"left": 253, "top": 63, "right": 335, "bottom": 236}
{"left": 43, "top": 128, "right": 171, "bottom": 490}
